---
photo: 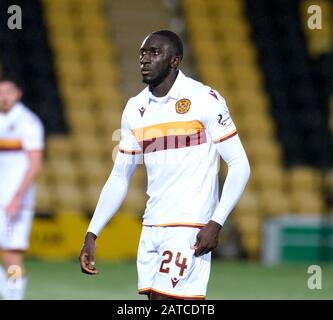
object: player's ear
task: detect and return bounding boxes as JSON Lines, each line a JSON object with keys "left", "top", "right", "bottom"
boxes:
{"left": 171, "top": 55, "right": 182, "bottom": 69}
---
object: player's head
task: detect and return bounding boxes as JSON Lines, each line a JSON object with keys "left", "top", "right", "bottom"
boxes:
{"left": 0, "top": 76, "right": 23, "bottom": 112}
{"left": 140, "top": 30, "right": 183, "bottom": 85}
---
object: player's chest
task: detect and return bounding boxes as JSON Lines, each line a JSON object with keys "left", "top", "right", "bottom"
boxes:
{"left": 0, "top": 117, "right": 22, "bottom": 139}
{"left": 0, "top": 118, "right": 24, "bottom": 152}
{"left": 134, "top": 98, "right": 199, "bottom": 128}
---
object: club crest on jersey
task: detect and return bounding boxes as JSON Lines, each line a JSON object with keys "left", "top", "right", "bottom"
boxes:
{"left": 175, "top": 98, "right": 191, "bottom": 114}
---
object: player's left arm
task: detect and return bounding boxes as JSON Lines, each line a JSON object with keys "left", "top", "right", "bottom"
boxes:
{"left": 194, "top": 136, "right": 250, "bottom": 256}
{"left": 194, "top": 90, "right": 250, "bottom": 256}
{"left": 5, "top": 149, "right": 44, "bottom": 216}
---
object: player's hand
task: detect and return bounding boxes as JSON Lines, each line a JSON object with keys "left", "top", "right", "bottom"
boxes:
{"left": 5, "top": 194, "right": 22, "bottom": 217}
{"left": 192, "top": 220, "right": 221, "bottom": 257}
{"left": 79, "top": 232, "right": 99, "bottom": 275}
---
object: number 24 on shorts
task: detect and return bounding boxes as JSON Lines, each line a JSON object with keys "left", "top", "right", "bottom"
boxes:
{"left": 159, "top": 250, "right": 188, "bottom": 277}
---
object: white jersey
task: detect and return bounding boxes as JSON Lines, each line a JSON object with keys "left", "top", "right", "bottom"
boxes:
{"left": 0, "top": 102, "right": 44, "bottom": 209}
{"left": 119, "top": 71, "right": 237, "bottom": 227}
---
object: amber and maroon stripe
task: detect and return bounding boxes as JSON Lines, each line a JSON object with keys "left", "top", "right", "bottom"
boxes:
{"left": 213, "top": 130, "right": 238, "bottom": 144}
{"left": 119, "top": 148, "right": 142, "bottom": 155}
{"left": 0, "top": 139, "right": 23, "bottom": 151}
{"left": 138, "top": 287, "right": 152, "bottom": 295}
{"left": 139, "top": 130, "right": 207, "bottom": 154}
{"left": 132, "top": 120, "right": 205, "bottom": 141}
{"left": 144, "top": 222, "right": 206, "bottom": 228}
{"left": 132, "top": 120, "right": 207, "bottom": 153}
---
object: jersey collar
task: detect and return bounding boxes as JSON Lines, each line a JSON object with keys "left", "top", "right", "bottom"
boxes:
{"left": 147, "top": 70, "right": 185, "bottom": 104}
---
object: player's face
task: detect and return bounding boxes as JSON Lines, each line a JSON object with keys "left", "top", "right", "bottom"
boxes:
{"left": 140, "top": 35, "right": 174, "bottom": 85}
{"left": 0, "top": 81, "right": 22, "bottom": 112}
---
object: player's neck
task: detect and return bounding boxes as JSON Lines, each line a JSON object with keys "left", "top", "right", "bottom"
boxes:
{"left": 0, "top": 108, "right": 11, "bottom": 114}
{"left": 150, "top": 70, "right": 178, "bottom": 97}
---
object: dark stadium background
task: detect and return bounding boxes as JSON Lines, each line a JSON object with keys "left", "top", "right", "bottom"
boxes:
{"left": 0, "top": 0, "right": 332, "bottom": 299}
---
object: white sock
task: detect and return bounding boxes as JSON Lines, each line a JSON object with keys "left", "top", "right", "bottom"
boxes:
{"left": 6, "top": 276, "right": 27, "bottom": 300}
{"left": 0, "top": 265, "right": 8, "bottom": 299}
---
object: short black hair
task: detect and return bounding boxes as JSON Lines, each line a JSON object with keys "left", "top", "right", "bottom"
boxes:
{"left": 151, "top": 30, "right": 183, "bottom": 58}
{"left": 0, "top": 74, "right": 23, "bottom": 90}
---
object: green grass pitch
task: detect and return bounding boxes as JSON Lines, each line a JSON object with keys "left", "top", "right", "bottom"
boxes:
{"left": 24, "top": 259, "right": 333, "bottom": 300}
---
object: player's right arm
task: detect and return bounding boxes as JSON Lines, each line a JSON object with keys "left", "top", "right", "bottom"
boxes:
{"left": 79, "top": 109, "right": 142, "bottom": 275}
{"left": 6, "top": 116, "right": 44, "bottom": 216}
{"left": 79, "top": 151, "right": 140, "bottom": 275}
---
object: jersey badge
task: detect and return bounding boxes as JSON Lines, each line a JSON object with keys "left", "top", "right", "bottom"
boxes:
{"left": 175, "top": 98, "right": 191, "bottom": 114}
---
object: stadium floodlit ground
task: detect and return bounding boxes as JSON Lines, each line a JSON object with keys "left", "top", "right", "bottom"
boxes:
{"left": 24, "top": 259, "right": 333, "bottom": 300}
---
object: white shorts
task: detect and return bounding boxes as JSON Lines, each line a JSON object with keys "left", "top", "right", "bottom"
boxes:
{"left": 0, "top": 208, "right": 34, "bottom": 250}
{"left": 137, "top": 226, "right": 211, "bottom": 300}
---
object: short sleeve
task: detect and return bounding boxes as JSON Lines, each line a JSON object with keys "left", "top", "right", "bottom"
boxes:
{"left": 203, "top": 89, "right": 237, "bottom": 144}
{"left": 21, "top": 115, "right": 44, "bottom": 151}
{"left": 119, "top": 111, "right": 142, "bottom": 155}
